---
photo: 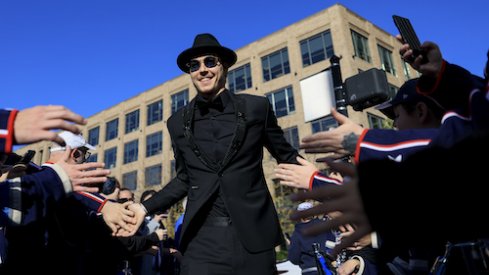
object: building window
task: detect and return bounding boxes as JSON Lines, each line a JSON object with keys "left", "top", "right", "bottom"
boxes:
{"left": 388, "top": 84, "right": 399, "bottom": 100}
{"left": 311, "top": 116, "right": 337, "bottom": 134}
{"left": 146, "top": 131, "right": 162, "bottom": 157}
{"left": 147, "top": 100, "right": 163, "bottom": 126}
{"left": 88, "top": 126, "right": 100, "bottom": 146}
{"left": 261, "top": 48, "right": 290, "bottom": 82}
{"left": 170, "top": 160, "right": 176, "bottom": 179}
{"left": 300, "top": 30, "right": 334, "bottom": 67}
{"left": 351, "top": 30, "right": 371, "bottom": 62}
{"left": 38, "top": 149, "right": 44, "bottom": 164}
{"left": 145, "top": 164, "right": 162, "bottom": 186}
{"left": 123, "top": 139, "right": 138, "bottom": 164}
{"left": 266, "top": 86, "right": 295, "bottom": 118}
{"left": 283, "top": 126, "right": 300, "bottom": 150}
{"left": 104, "top": 147, "right": 117, "bottom": 169}
{"left": 171, "top": 89, "right": 189, "bottom": 114}
{"left": 86, "top": 153, "right": 97, "bottom": 163}
{"left": 105, "top": 118, "right": 119, "bottom": 141}
{"left": 228, "top": 63, "right": 252, "bottom": 93}
{"left": 402, "top": 61, "right": 412, "bottom": 79}
{"left": 122, "top": 171, "right": 137, "bottom": 190}
{"left": 378, "top": 45, "right": 396, "bottom": 75}
{"left": 367, "top": 113, "right": 385, "bottom": 129}
{"left": 125, "top": 109, "right": 140, "bottom": 134}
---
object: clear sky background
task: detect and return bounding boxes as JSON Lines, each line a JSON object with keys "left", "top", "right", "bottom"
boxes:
{"left": 2, "top": 0, "right": 488, "bottom": 118}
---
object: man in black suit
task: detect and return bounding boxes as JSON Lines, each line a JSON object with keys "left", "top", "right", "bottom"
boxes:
{"left": 128, "top": 33, "right": 299, "bottom": 274}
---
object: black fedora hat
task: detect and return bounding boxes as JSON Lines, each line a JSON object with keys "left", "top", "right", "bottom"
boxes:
{"left": 177, "top": 33, "right": 237, "bottom": 73}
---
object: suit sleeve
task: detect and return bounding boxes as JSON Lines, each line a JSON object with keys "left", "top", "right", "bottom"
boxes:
{"left": 262, "top": 100, "right": 299, "bottom": 164}
{"left": 142, "top": 119, "right": 189, "bottom": 214}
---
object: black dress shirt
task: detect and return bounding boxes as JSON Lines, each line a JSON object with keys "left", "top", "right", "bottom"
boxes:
{"left": 193, "top": 90, "right": 235, "bottom": 217}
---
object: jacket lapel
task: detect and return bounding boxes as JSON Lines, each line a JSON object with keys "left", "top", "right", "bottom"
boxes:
{"left": 219, "top": 93, "right": 247, "bottom": 172}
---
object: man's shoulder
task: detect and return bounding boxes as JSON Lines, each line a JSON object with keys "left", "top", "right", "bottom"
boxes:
{"left": 233, "top": 93, "right": 269, "bottom": 111}
{"left": 167, "top": 107, "right": 187, "bottom": 125}
{"left": 235, "top": 93, "right": 267, "bottom": 102}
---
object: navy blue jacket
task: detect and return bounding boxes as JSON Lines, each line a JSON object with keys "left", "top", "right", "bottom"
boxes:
{"left": 288, "top": 218, "right": 335, "bottom": 270}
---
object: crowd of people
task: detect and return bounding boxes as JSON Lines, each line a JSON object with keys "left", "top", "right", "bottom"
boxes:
{"left": 284, "top": 38, "right": 489, "bottom": 274}
{"left": 1, "top": 22, "right": 488, "bottom": 275}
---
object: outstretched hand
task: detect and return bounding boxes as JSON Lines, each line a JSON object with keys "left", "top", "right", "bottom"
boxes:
{"left": 300, "top": 109, "right": 364, "bottom": 159}
{"left": 13, "top": 105, "right": 86, "bottom": 145}
{"left": 116, "top": 202, "right": 146, "bottom": 237}
{"left": 289, "top": 160, "right": 371, "bottom": 255}
{"left": 274, "top": 156, "right": 318, "bottom": 189}
{"left": 101, "top": 200, "right": 136, "bottom": 235}
{"left": 56, "top": 147, "right": 111, "bottom": 193}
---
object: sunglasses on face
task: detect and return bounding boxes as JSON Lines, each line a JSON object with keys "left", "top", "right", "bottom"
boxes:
{"left": 75, "top": 149, "right": 91, "bottom": 161}
{"left": 186, "top": 56, "right": 220, "bottom": 73}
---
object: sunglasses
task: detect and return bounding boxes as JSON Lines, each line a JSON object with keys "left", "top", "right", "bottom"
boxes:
{"left": 75, "top": 148, "right": 91, "bottom": 160}
{"left": 186, "top": 56, "right": 220, "bottom": 73}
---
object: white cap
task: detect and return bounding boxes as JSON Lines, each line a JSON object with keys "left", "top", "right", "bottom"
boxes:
{"left": 50, "top": 131, "right": 95, "bottom": 152}
{"left": 297, "top": 202, "right": 313, "bottom": 211}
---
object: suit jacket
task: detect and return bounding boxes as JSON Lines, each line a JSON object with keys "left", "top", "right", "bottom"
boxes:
{"left": 143, "top": 91, "right": 299, "bottom": 253}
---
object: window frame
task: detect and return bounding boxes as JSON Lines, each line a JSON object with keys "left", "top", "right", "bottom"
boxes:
{"left": 125, "top": 109, "right": 140, "bottom": 134}
{"left": 300, "top": 30, "right": 334, "bottom": 67}
{"left": 351, "top": 30, "right": 371, "bottom": 63}
{"left": 123, "top": 139, "right": 139, "bottom": 164}
{"left": 171, "top": 89, "right": 189, "bottom": 114}
{"left": 266, "top": 86, "right": 295, "bottom": 118}
{"left": 261, "top": 47, "right": 290, "bottom": 82}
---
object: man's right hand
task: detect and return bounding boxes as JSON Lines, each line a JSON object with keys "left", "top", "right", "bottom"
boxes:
{"left": 100, "top": 200, "right": 136, "bottom": 234}
{"left": 116, "top": 202, "right": 146, "bottom": 237}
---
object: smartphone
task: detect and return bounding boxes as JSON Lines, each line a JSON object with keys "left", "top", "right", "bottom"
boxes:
{"left": 19, "top": 150, "right": 36, "bottom": 165}
{"left": 393, "top": 15, "right": 425, "bottom": 61}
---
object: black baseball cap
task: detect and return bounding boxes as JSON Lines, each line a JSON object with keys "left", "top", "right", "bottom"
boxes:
{"left": 376, "top": 78, "right": 431, "bottom": 119}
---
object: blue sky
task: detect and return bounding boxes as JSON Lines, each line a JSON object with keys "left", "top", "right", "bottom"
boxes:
{"left": 2, "top": 1, "right": 488, "bottom": 118}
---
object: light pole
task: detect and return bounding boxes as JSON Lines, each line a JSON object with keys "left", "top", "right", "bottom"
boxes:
{"left": 329, "top": 55, "right": 348, "bottom": 117}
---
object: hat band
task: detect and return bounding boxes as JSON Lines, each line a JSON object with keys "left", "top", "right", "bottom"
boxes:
{"left": 50, "top": 147, "right": 66, "bottom": 152}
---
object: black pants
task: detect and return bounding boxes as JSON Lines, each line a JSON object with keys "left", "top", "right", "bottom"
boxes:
{"left": 180, "top": 218, "right": 277, "bottom": 275}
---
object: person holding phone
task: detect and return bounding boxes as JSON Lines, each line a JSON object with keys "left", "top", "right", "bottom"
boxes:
{"left": 290, "top": 38, "right": 489, "bottom": 272}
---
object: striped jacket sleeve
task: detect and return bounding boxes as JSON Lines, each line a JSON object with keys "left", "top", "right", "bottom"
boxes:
{"left": 1, "top": 165, "right": 69, "bottom": 226}
{"left": 0, "top": 109, "right": 18, "bottom": 153}
{"left": 309, "top": 171, "right": 343, "bottom": 190}
{"left": 72, "top": 191, "right": 107, "bottom": 213}
{"left": 355, "top": 128, "right": 438, "bottom": 164}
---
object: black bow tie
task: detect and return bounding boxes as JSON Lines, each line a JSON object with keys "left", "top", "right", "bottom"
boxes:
{"left": 196, "top": 97, "right": 224, "bottom": 113}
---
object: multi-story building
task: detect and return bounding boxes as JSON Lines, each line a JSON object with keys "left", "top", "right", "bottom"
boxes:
{"left": 16, "top": 4, "right": 415, "bottom": 200}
